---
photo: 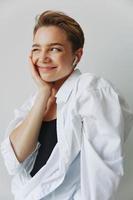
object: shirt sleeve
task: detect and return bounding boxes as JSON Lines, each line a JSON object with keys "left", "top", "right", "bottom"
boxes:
{"left": 0, "top": 92, "right": 41, "bottom": 176}
{"left": 78, "top": 86, "right": 133, "bottom": 200}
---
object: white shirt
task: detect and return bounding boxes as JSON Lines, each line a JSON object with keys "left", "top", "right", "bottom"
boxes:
{"left": 1, "top": 68, "right": 133, "bottom": 200}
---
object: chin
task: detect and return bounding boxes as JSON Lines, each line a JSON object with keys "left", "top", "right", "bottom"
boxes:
{"left": 40, "top": 73, "right": 69, "bottom": 83}
{"left": 40, "top": 75, "right": 56, "bottom": 83}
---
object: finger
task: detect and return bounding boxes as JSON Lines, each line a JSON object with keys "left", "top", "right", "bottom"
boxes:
{"left": 28, "top": 56, "right": 34, "bottom": 75}
{"left": 28, "top": 56, "right": 34, "bottom": 68}
{"left": 28, "top": 56, "right": 40, "bottom": 79}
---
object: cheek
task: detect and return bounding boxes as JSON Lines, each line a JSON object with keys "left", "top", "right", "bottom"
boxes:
{"left": 58, "top": 54, "right": 72, "bottom": 65}
{"left": 32, "top": 53, "right": 38, "bottom": 64}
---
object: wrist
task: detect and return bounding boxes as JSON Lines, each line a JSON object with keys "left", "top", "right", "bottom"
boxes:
{"left": 38, "top": 87, "right": 51, "bottom": 96}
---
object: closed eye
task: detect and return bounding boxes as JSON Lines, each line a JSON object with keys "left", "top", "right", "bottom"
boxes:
{"left": 32, "top": 48, "right": 40, "bottom": 52}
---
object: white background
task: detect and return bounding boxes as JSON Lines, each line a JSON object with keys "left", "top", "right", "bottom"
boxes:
{"left": 0, "top": 0, "right": 133, "bottom": 199}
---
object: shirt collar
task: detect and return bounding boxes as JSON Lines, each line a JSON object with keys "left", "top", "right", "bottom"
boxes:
{"left": 55, "top": 68, "right": 81, "bottom": 104}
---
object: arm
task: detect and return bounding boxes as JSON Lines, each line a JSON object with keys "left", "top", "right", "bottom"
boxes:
{"left": 78, "top": 87, "right": 133, "bottom": 200}
{"left": 0, "top": 90, "right": 50, "bottom": 175}
{"left": 9, "top": 89, "right": 49, "bottom": 163}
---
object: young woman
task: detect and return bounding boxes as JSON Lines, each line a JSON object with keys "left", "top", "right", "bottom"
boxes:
{"left": 1, "top": 10, "right": 133, "bottom": 200}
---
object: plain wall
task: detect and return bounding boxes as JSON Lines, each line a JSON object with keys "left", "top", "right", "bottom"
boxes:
{"left": 0, "top": 0, "right": 133, "bottom": 199}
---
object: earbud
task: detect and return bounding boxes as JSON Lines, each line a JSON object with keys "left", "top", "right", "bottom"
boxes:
{"left": 72, "top": 56, "right": 78, "bottom": 67}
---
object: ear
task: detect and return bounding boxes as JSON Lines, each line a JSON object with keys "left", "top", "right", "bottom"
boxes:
{"left": 74, "top": 48, "right": 83, "bottom": 63}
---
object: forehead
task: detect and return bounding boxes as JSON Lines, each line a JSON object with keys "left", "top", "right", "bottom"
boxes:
{"left": 33, "top": 26, "right": 69, "bottom": 46}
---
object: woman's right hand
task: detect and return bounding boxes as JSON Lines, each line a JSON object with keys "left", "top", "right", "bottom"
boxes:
{"left": 28, "top": 53, "right": 54, "bottom": 98}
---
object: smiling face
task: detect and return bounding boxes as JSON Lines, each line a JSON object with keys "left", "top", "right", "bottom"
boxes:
{"left": 31, "top": 26, "right": 81, "bottom": 83}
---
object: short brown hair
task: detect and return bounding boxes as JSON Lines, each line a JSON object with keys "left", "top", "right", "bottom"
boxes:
{"left": 33, "top": 10, "right": 85, "bottom": 52}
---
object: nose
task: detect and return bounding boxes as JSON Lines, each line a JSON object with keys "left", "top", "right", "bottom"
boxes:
{"left": 39, "top": 51, "right": 51, "bottom": 63}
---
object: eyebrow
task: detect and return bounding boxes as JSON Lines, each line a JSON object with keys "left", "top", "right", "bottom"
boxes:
{"left": 32, "top": 43, "right": 64, "bottom": 48}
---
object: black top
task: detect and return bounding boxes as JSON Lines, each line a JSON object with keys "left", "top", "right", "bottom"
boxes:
{"left": 30, "top": 119, "right": 57, "bottom": 177}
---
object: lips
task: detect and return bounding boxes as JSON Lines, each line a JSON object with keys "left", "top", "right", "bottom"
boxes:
{"left": 37, "top": 65, "right": 57, "bottom": 72}
{"left": 37, "top": 65, "right": 56, "bottom": 69}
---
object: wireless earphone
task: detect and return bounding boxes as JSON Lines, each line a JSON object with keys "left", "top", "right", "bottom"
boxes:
{"left": 72, "top": 56, "right": 78, "bottom": 67}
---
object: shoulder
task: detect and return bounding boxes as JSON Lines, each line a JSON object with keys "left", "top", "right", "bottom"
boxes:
{"left": 74, "top": 71, "right": 127, "bottom": 115}
{"left": 76, "top": 71, "right": 119, "bottom": 95}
